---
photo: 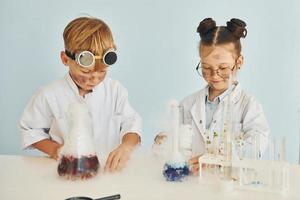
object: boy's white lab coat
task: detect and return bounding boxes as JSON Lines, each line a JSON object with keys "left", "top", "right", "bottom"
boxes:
{"left": 180, "top": 83, "right": 270, "bottom": 156}
{"left": 20, "top": 74, "right": 142, "bottom": 156}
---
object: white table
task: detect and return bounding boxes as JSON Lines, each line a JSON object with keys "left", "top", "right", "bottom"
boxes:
{"left": 1, "top": 153, "right": 300, "bottom": 200}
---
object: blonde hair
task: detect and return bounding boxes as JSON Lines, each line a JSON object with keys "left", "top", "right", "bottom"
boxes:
{"left": 63, "top": 17, "right": 115, "bottom": 55}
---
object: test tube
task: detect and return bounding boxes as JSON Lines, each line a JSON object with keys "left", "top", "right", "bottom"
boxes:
{"left": 298, "top": 108, "right": 300, "bottom": 164}
{"left": 250, "top": 133, "right": 262, "bottom": 185}
{"left": 279, "top": 136, "right": 286, "bottom": 162}
{"left": 269, "top": 137, "right": 275, "bottom": 161}
{"left": 169, "top": 101, "right": 179, "bottom": 154}
{"left": 251, "top": 134, "right": 260, "bottom": 160}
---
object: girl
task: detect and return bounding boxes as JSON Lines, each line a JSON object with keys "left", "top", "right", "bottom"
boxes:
{"left": 154, "top": 18, "right": 270, "bottom": 174}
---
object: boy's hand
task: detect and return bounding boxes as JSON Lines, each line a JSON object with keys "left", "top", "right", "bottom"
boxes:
{"left": 105, "top": 144, "right": 134, "bottom": 172}
{"left": 53, "top": 146, "right": 63, "bottom": 160}
{"left": 32, "top": 139, "right": 62, "bottom": 160}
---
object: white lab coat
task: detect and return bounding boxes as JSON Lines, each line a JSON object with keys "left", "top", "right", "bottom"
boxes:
{"left": 180, "top": 83, "right": 270, "bottom": 157}
{"left": 20, "top": 74, "right": 142, "bottom": 157}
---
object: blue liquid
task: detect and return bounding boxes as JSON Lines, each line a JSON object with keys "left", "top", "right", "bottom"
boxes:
{"left": 163, "top": 162, "right": 189, "bottom": 182}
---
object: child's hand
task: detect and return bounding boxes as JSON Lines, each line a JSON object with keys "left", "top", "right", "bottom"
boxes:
{"left": 32, "top": 139, "right": 62, "bottom": 160}
{"left": 53, "top": 145, "right": 63, "bottom": 161}
{"left": 105, "top": 144, "right": 133, "bottom": 172}
{"left": 154, "top": 132, "right": 167, "bottom": 145}
{"left": 189, "top": 155, "right": 214, "bottom": 176}
{"left": 188, "top": 155, "right": 201, "bottom": 175}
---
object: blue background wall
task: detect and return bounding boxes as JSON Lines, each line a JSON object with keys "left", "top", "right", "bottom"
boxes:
{"left": 1, "top": 0, "right": 300, "bottom": 163}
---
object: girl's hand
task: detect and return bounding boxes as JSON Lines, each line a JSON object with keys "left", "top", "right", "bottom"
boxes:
{"left": 154, "top": 132, "right": 167, "bottom": 145}
{"left": 189, "top": 155, "right": 201, "bottom": 175}
{"left": 189, "top": 155, "right": 218, "bottom": 176}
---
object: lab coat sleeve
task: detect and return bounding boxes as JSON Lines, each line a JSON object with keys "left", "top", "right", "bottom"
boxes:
{"left": 115, "top": 83, "right": 142, "bottom": 140}
{"left": 241, "top": 96, "right": 270, "bottom": 156}
{"left": 19, "top": 89, "right": 53, "bottom": 149}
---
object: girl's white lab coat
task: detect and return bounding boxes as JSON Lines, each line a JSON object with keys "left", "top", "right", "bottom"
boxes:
{"left": 20, "top": 74, "right": 142, "bottom": 156}
{"left": 180, "top": 83, "right": 270, "bottom": 156}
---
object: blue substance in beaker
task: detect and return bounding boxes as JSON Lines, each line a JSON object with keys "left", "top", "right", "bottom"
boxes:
{"left": 163, "top": 161, "right": 189, "bottom": 182}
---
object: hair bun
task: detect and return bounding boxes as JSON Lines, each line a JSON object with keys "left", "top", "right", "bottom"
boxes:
{"left": 226, "top": 18, "right": 247, "bottom": 38}
{"left": 197, "top": 18, "right": 216, "bottom": 38}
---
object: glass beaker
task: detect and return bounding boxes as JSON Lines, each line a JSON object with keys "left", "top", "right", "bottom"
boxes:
{"left": 57, "top": 102, "right": 100, "bottom": 180}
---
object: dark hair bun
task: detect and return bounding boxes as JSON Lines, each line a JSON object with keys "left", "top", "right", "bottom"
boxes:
{"left": 226, "top": 18, "right": 247, "bottom": 38}
{"left": 197, "top": 18, "right": 216, "bottom": 38}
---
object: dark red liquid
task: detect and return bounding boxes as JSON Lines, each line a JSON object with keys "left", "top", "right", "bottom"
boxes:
{"left": 57, "top": 155, "right": 100, "bottom": 179}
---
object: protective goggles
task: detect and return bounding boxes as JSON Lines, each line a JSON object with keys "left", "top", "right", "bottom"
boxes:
{"left": 65, "top": 49, "right": 117, "bottom": 68}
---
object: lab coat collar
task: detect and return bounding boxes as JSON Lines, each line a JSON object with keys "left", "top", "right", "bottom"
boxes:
{"left": 190, "top": 82, "right": 243, "bottom": 134}
{"left": 65, "top": 73, "right": 105, "bottom": 96}
{"left": 228, "top": 82, "right": 242, "bottom": 104}
{"left": 65, "top": 73, "right": 80, "bottom": 96}
{"left": 205, "top": 83, "right": 236, "bottom": 103}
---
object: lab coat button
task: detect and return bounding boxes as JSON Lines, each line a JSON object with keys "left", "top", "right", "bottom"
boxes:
{"left": 199, "top": 120, "right": 202, "bottom": 124}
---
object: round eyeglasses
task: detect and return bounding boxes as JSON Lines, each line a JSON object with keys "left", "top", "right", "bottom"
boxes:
{"left": 196, "top": 62, "right": 236, "bottom": 78}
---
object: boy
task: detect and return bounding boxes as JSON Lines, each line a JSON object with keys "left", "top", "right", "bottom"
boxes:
{"left": 20, "top": 17, "right": 142, "bottom": 172}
